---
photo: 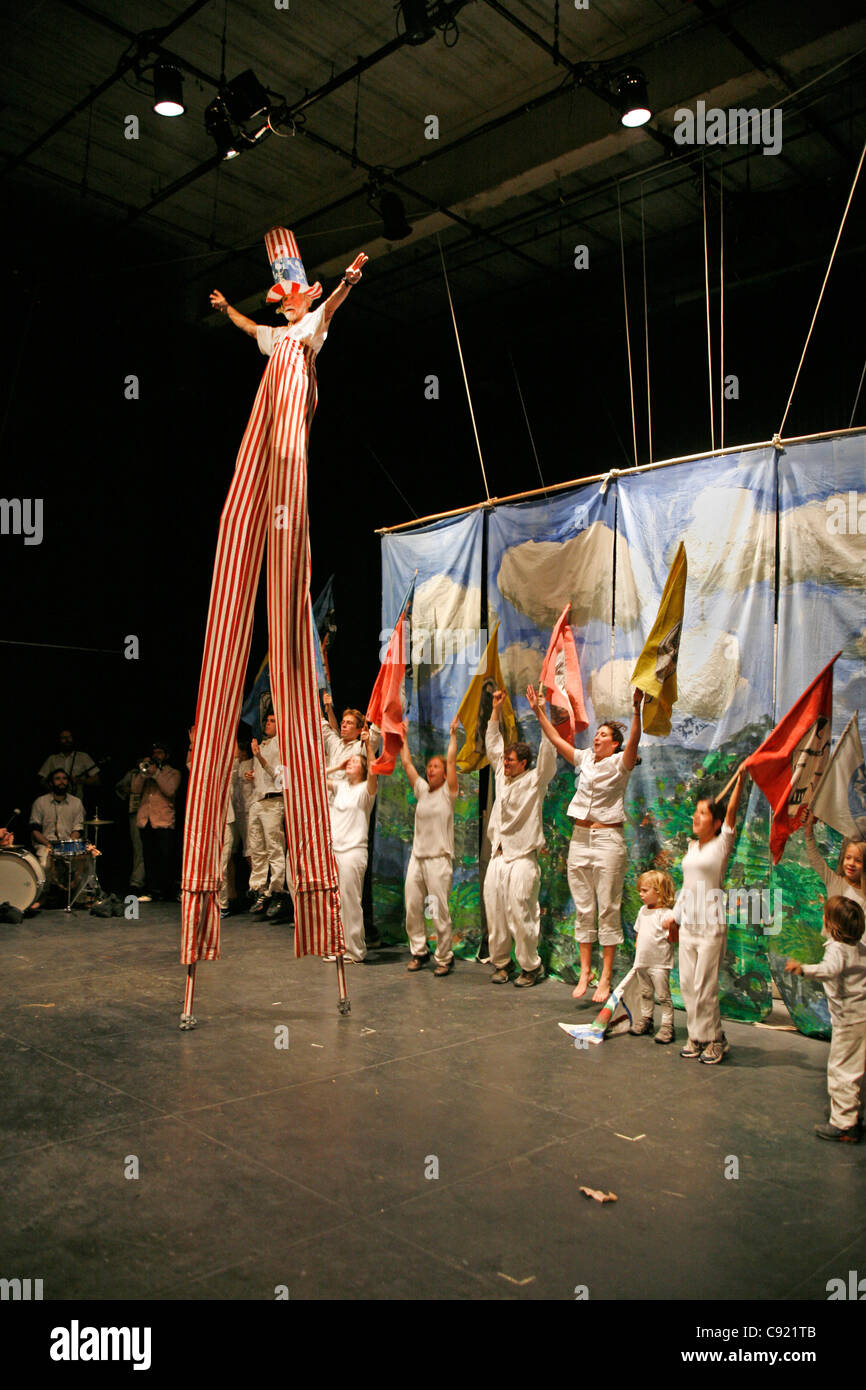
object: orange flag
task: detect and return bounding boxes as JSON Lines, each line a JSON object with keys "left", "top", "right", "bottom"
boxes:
{"left": 539, "top": 604, "right": 588, "bottom": 744}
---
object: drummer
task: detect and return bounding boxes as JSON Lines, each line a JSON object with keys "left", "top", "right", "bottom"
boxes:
{"left": 30, "top": 769, "right": 86, "bottom": 873}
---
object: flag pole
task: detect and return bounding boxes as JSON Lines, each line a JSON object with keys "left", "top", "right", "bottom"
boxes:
{"left": 336, "top": 955, "right": 350, "bottom": 1015}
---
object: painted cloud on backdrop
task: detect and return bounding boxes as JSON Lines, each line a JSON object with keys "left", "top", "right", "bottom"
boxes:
{"left": 589, "top": 624, "right": 743, "bottom": 722}
{"left": 411, "top": 573, "right": 482, "bottom": 675}
{"left": 497, "top": 521, "right": 654, "bottom": 631}
{"left": 674, "top": 487, "right": 775, "bottom": 592}
{"left": 781, "top": 497, "right": 866, "bottom": 589}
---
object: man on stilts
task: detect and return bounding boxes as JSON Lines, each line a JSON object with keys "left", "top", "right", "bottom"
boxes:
{"left": 180, "top": 227, "right": 368, "bottom": 1025}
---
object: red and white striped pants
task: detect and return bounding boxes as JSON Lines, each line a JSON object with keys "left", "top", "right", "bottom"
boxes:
{"left": 181, "top": 335, "right": 344, "bottom": 963}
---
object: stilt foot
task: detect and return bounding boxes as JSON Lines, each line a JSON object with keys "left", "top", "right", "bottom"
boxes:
{"left": 337, "top": 999, "right": 351, "bottom": 1016}
{"left": 179, "top": 1013, "right": 198, "bottom": 1031}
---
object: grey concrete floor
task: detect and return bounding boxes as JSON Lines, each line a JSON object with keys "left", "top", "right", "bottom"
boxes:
{"left": 1, "top": 904, "right": 865, "bottom": 1306}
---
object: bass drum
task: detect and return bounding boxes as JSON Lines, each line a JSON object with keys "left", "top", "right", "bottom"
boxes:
{"left": 0, "top": 847, "right": 45, "bottom": 911}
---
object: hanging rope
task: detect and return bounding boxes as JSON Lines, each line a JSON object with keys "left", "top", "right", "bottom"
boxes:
{"left": 719, "top": 162, "right": 725, "bottom": 451}
{"left": 778, "top": 137, "right": 866, "bottom": 439}
{"left": 640, "top": 185, "right": 653, "bottom": 465}
{"left": 618, "top": 185, "right": 639, "bottom": 469}
{"left": 701, "top": 158, "right": 715, "bottom": 453}
{"left": 436, "top": 233, "right": 490, "bottom": 501}
{"left": 508, "top": 351, "right": 546, "bottom": 495}
{"left": 850, "top": 356, "right": 866, "bottom": 428}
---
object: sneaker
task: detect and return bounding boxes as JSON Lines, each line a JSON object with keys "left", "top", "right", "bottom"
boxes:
{"left": 680, "top": 1038, "right": 705, "bottom": 1059}
{"left": 719, "top": 1032, "right": 731, "bottom": 1056}
{"left": 491, "top": 962, "right": 516, "bottom": 984}
{"left": 514, "top": 963, "right": 545, "bottom": 988}
{"left": 654, "top": 1020, "right": 675, "bottom": 1045}
{"left": 266, "top": 893, "right": 293, "bottom": 923}
{"left": 407, "top": 953, "right": 430, "bottom": 972}
{"left": 815, "top": 1122, "right": 861, "bottom": 1143}
{"left": 136, "top": 894, "right": 152, "bottom": 903}
{"left": 629, "top": 1017, "right": 654, "bottom": 1036}
{"left": 700, "top": 1040, "right": 726, "bottom": 1065}
{"left": 433, "top": 959, "right": 454, "bottom": 977}
{"left": 249, "top": 892, "right": 270, "bottom": 915}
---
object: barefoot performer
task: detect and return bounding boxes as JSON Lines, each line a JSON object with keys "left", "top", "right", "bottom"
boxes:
{"left": 180, "top": 228, "right": 367, "bottom": 1026}
{"left": 528, "top": 685, "right": 643, "bottom": 1003}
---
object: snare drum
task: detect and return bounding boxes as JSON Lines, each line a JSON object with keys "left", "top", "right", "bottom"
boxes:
{"left": 0, "top": 847, "right": 45, "bottom": 911}
{"left": 53, "top": 839, "right": 87, "bottom": 856}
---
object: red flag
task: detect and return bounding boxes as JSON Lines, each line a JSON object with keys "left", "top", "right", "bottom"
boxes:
{"left": 366, "top": 604, "right": 410, "bottom": 775}
{"left": 745, "top": 653, "right": 839, "bottom": 863}
{"left": 539, "top": 604, "right": 588, "bottom": 744}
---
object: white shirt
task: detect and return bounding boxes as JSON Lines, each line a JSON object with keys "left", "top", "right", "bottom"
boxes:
{"left": 411, "top": 779, "right": 455, "bottom": 860}
{"left": 321, "top": 721, "right": 382, "bottom": 781}
{"left": 802, "top": 938, "right": 866, "bottom": 1025}
{"left": 567, "top": 749, "right": 631, "bottom": 823}
{"left": 329, "top": 780, "right": 375, "bottom": 854}
{"left": 30, "top": 792, "right": 85, "bottom": 841}
{"left": 256, "top": 304, "right": 328, "bottom": 359}
{"left": 486, "top": 722, "right": 557, "bottom": 862}
{"left": 672, "top": 823, "right": 735, "bottom": 935}
{"left": 634, "top": 905, "right": 674, "bottom": 969}
{"left": 252, "top": 737, "right": 281, "bottom": 798}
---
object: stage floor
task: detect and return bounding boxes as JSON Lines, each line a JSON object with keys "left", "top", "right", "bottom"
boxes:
{"left": 1, "top": 905, "right": 864, "bottom": 1303}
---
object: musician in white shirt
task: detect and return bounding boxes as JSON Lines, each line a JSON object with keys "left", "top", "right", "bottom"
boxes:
{"left": 528, "top": 685, "right": 643, "bottom": 1003}
{"left": 484, "top": 689, "right": 558, "bottom": 987}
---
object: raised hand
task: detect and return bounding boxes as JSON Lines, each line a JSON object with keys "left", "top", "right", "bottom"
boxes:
{"left": 449, "top": 715, "right": 460, "bottom": 737}
{"left": 344, "top": 253, "right": 368, "bottom": 283}
{"left": 492, "top": 689, "right": 505, "bottom": 710}
{"left": 210, "top": 289, "right": 228, "bottom": 313}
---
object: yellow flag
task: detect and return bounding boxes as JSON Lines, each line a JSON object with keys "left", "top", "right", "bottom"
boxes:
{"left": 456, "top": 623, "right": 518, "bottom": 771}
{"left": 630, "top": 542, "right": 687, "bottom": 737}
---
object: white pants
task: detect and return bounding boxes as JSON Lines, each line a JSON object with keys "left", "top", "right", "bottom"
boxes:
{"left": 405, "top": 853, "right": 454, "bottom": 966}
{"left": 636, "top": 965, "right": 673, "bottom": 1026}
{"left": 247, "top": 798, "right": 286, "bottom": 894}
{"left": 678, "top": 929, "right": 726, "bottom": 1042}
{"left": 336, "top": 846, "right": 367, "bottom": 961}
{"left": 567, "top": 827, "right": 626, "bottom": 945}
{"left": 483, "top": 852, "right": 541, "bottom": 973}
{"left": 828, "top": 1017, "right": 866, "bottom": 1130}
{"left": 219, "top": 819, "right": 243, "bottom": 911}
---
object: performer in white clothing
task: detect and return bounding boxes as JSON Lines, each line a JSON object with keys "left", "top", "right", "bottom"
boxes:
{"left": 400, "top": 717, "right": 460, "bottom": 976}
{"left": 661, "top": 767, "right": 747, "bottom": 1065}
{"left": 327, "top": 728, "right": 378, "bottom": 962}
{"left": 244, "top": 713, "right": 286, "bottom": 913}
{"left": 801, "top": 811, "right": 866, "bottom": 911}
{"left": 321, "top": 692, "right": 380, "bottom": 780}
{"left": 629, "top": 870, "right": 677, "bottom": 1044}
{"left": 484, "top": 689, "right": 557, "bottom": 987}
{"left": 528, "top": 684, "right": 643, "bottom": 1002}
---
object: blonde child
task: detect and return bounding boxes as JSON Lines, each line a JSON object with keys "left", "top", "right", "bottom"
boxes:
{"left": 786, "top": 895, "right": 866, "bottom": 1143}
{"left": 630, "top": 870, "right": 677, "bottom": 1044}
{"left": 802, "top": 810, "right": 866, "bottom": 911}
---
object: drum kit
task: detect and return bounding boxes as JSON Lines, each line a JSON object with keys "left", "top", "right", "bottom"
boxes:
{"left": 0, "top": 813, "right": 114, "bottom": 914}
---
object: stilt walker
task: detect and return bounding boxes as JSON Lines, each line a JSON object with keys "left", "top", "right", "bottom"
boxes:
{"left": 180, "top": 228, "right": 367, "bottom": 1027}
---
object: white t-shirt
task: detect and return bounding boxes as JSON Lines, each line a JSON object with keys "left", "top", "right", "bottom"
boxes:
{"left": 412, "top": 779, "right": 455, "bottom": 860}
{"left": 256, "top": 304, "right": 328, "bottom": 359}
{"left": 634, "top": 905, "right": 674, "bottom": 969}
{"left": 567, "top": 749, "right": 631, "bottom": 823}
{"left": 330, "top": 780, "right": 375, "bottom": 854}
{"left": 802, "top": 938, "right": 866, "bottom": 1025}
{"left": 252, "top": 737, "right": 282, "bottom": 798}
{"left": 672, "top": 823, "right": 735, "bottom": 936}
{"left": 486, "top": 723, "right": 557, "bottom": 862}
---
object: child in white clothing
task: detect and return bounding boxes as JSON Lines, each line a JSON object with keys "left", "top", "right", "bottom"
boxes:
{"left": 786, "top": 895, "right": 866, "bottom": 1143}
{"left": 630, "top": 870, "right": 677, "bottom": 1044}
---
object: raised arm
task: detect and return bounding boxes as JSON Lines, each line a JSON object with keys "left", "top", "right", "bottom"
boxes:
{"left": 526, "top": 684, "right": 576, "bottom": 765}
{"left": 725, "top": 763, "right": 749, "bottom": 829}
{"left": 485, "top": 689, "right": 506, "bottom": 772}
{"left": 323, "top": 254, "right": 368, "bottom": 326}
{"left": 446, "top": 716, "right": 459, "bottom": 795}
{"left": 210, "top": 289, "right": 258, "bottom": 339}
{"left": 622, "top": 688, "right": 644, "bottom": 771}
{"left": 361, "top": 728, "right": 378, "bottom": 796}
{"left": 399, "top": 724, "right": 419, "bottom": 791}
{"left": 322, "top": 690, "right": 340, "bottom": 736}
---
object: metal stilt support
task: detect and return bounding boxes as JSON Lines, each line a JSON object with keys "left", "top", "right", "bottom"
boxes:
{"left": 336, "top": 955, "right": 351, "bottom": 1015}
{"left": 180, "top": 963, "right": 197, "bottom": 1030}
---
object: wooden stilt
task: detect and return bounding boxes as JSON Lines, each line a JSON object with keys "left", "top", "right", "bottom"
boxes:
{"left": 180, "top": 963, "right": 197, "bottom": 1030}
{"left": 336, "top": 955, "right": 350, "bottom": 1015}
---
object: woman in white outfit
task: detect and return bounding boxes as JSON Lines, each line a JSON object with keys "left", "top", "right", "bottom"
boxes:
{"left": 661, "top": 767, "right": 747, "bottom": 1065}
{"left": 326, "top": 729, "right": 378, "bottom": 963}
{"left": 400, "top": 717, "right": 460, "bottom": 976}
{"left": 527, "top": 685, "right": 643, "bottom": 1003}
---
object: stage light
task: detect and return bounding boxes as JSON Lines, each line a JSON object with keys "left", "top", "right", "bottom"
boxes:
{"left": 401, "top": 0, "right": 435, "bottom": 46}
{"left": 153, "top": 59, "right": 185, "bottom": 117}
{"left": 616, "top": 69, "right": 652, "bottom": 127}
{"left": 205, "top": 99, "right": 241, "bottom": 160}
{"left": 221, "top": 69, "right": 270, "bottom": 125}
{"left": 380, "top": 191, "right": 412, "bottom": 240}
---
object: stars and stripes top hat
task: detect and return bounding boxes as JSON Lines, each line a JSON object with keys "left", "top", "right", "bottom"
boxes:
{"left": 264, "top": 227, "right": 322, "bottom": 305}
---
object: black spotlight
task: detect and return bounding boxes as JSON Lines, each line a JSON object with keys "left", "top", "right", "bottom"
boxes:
{"left": 153, "top": 59, "right": 184, "bottom": 117}
{"left": 401, "top": 0, "right": 435, "bottom": 46}
{"left": 616, "top": 69, "right": 652, "bottom": 128}
{"left": 380, "top": 191, "right": 412, "bottom": 240}
{"left": 205, "top": 98, "right": 241, "bottom": 160}
{"left": 221, "top": 69, "right": 270, "bottom": 125}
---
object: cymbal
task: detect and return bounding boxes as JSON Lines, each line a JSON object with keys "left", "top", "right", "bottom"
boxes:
{"left": 85, "top": 816, "right": 114, "bottom": 826}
